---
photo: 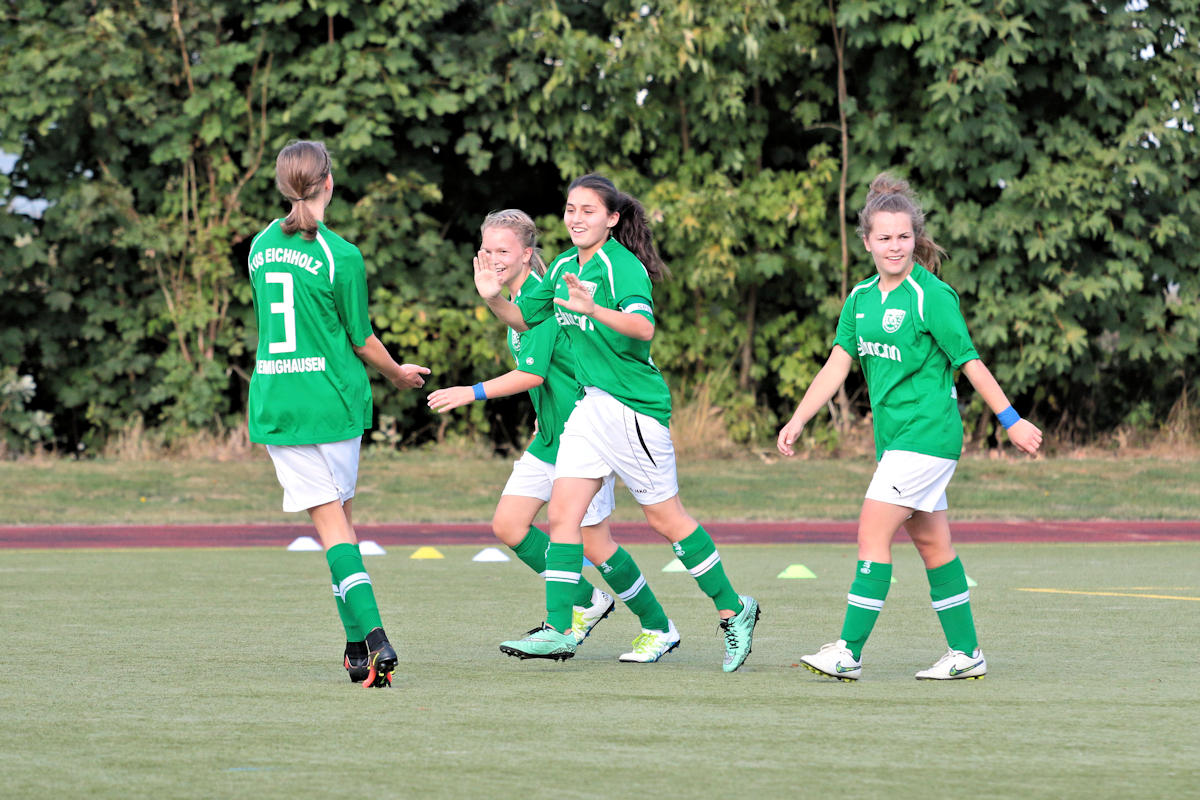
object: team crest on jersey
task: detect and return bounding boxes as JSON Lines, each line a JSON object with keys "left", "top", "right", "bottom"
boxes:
{"left": 881, "top": 308, "right": 906, "bottom": 333}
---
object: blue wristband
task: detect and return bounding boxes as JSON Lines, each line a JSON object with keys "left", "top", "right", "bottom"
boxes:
{"left": 472, "top": 382, "right": 487, "bottom": 401}
{"left": 996, "top": 405, "right": 1020, "bottom": 429}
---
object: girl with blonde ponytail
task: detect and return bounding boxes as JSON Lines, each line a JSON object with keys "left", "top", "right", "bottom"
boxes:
{"left": 779, "top": 171, "right": 1042, "bottom": 682}
{"left": 247, "top": 139, "right": 430, "bottom": 688}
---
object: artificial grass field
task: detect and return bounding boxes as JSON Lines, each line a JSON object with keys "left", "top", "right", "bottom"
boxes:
{"left": 2, "top": 541, "right": 1196, "bottom": 799}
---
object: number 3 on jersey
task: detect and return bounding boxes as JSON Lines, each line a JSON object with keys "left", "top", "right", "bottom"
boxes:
{"left": 265, "top": 272, "right": 297, "bottom": 354}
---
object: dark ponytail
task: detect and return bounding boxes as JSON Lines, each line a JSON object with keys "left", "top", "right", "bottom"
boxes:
{"left": 567, "top": 173, "right": 669, "bottom": 280}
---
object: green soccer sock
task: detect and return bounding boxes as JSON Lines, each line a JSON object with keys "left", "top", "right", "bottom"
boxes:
{"left": 510, "top": 525, "right": 550, "bottom": 574}
{"left": 928, "top": 556, "right": 978, "bottom": 654}
{"left": 332, "top": 583, "right": 364, "bottom": 642}
{"left": 327, "top": 542, "right": 383, "bottom": 636}
{"left": 544, "top": 542, "right": 583, "bottom": 633}
{"left": 512, "top": 526, "right": 596, "bottom": 606}
{"left": 838, "top": 560, "right": 892, "bottom": 661}
{"left": 674, "top": 526, "right": 742, "bottom": 614}
{"left": 596, "top": 546, "right": 670, "bottom": 631}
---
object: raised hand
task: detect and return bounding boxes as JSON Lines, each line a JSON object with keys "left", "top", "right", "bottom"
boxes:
{"left": 473, "top": 248, "right": 503, "bottom": 300}
{"left": 552, "top": 272, "right": 597, "bottom": 315}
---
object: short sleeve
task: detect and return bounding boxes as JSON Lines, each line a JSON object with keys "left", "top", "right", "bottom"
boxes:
{"left": 924, "top": 285, "right": 979, "bottom": 368}
{"left": 833, "top": 293, "right": 859, "bottom": 360}
{"left": 610, "top": 258, "right": 654, "bottom": 310}
{"left": 333, "top": 246, "right": 373, "bottom": 347}
{"left": 619, "top": 295, "right": 654, "bottom": 322}
{"left": 516, "top": 264, "right": 563, "bottom": 327}
{"left": 515, "top": 319, "right": 557, "bottom": 379}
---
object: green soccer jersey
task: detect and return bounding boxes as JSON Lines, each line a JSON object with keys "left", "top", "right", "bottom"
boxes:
{"left": 246, "top": 220, "right": 374, "bottom": 445}
{"left": 510, "top": 272, "right": 584, "bottom": 463}
{"left": 833, "top": 263, "right": 980, "bottom": 461}
{"left": 515, "top": 238, "right": 672, "bottom": 425}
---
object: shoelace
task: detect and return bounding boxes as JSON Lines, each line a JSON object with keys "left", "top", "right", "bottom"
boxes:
{"left": 720, "top": 619, "right": 739, "bottom": 649}
{"left": 630, "top": 632, "right": 653, "bottom": 653}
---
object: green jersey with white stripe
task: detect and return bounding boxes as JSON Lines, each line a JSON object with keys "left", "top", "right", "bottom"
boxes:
{"left": 247, "top": 220, "right": 374, "bottom": 445}
{"left": 516, "top": 238, "right": 672, "bottom": 425}
{"left": 833, "top": 263, "right": 980, "bottom": 461}
{"left": 510, "top": 272, "right": 583, "bottom": 463}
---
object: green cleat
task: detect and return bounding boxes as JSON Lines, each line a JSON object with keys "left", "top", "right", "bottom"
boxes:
{"left": 499, "top": 624, "right": 577, "bottom": 661}
{"left": 719, "top": 595, "right": 760, "bottom": 673}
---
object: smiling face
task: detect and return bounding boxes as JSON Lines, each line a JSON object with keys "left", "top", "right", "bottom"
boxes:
{"left": 863, "top": 210, "right": 916, "bottom": 286}
{"left": 563, "top": 186, "right": 619, "bottom": 260}
{"left": 480, "top": 224, "right": 532, "bottom": 290}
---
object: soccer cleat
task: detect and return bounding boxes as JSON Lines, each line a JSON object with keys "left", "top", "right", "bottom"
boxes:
{"left": 361, "top": 627, "right": 397, "bottom": 688}
{"left": 799, "top": 639, "right": 862, "bottom": 681}
{"left": 572, "top": 588, "right": 615, "bottom": 644}
{"left": 499, "top": 624, "right": 577, "bottom": 661}
{"left": 719, "top": 594, "right": 760, "bottom": 673}
{"left": 915, "top": 648, "right": 987, "bottom": 680}
{"left": 343, "top": 640, "right": 370, "bottom": 683}
{"left": 618, "top": 619, "right": 681, "bottom": 663}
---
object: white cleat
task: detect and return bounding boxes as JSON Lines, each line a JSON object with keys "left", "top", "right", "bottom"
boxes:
{"left": 799, "top": 639, "right": 862, "bottom": 681}
{"left": 618, "top": 620, "right": 681, "bottom": 663}
{"left": 572, "top": 588, "right": 615, "bottom": 644}
{"left": 915, "top": 648, "right": 987, "bottom": 680}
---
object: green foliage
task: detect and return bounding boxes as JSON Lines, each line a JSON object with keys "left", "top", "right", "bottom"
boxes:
{"left": 2, "top": 0, "right": 1198, "bottom": 451}
{"left": 841, "top": 0, "right": 1200, "bottom": 438}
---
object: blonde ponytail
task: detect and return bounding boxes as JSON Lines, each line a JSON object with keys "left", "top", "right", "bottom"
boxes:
{"left": 481, "top": 209, "right": 547, "bottom": 276}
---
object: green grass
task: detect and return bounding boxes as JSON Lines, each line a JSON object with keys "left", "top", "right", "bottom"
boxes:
{"left": 6, "top": 451, "right": 1200, "bottom": 524}
{"left": 2, "top": 542, "right": 1196, "bottom": 798}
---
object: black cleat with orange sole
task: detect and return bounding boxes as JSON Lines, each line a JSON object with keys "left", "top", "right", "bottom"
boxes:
{"left": 362, "top": 627, "right": 397, "bottom": 688}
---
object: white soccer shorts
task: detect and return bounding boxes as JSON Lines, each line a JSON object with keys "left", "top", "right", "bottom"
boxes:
{"left": 554, "top": 387, "right": 679, "bottom": 506}
{"left": 864, "top": 449, "right": 957, "bottom": 513}
{"left": 502, "top": 450, "right": 616, "bottom": 526}
{"left": 266, "top": 437, "right": 361, "bottom": 513}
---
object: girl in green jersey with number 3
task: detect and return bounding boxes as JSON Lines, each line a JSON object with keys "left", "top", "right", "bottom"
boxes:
{"left": 475, "top": 175, "right": 760, "bottom": 673}
{"left": 247, "top": 140, "right": 430, "bottom": 688}
{"left": 777, "top": 173, "right": 1042, "bottom": 681}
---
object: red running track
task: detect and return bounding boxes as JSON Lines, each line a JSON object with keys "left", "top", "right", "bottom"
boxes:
{"left": 0, "top": 520, "right": 1197, "bottom": 549}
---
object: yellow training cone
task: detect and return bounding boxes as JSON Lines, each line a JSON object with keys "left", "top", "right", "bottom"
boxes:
{"left": 777, "top": 564, "right": 816, "bottom": 579}
{"left": 410, "top": 546, "right": 444, "bottom": 560}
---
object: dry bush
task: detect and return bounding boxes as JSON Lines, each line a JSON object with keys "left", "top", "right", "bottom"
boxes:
{"left": 101, "top": 415, "right": 255, "bottom": 461}
{"left": 670, "top": 378, "right": 741, "bottom": 459}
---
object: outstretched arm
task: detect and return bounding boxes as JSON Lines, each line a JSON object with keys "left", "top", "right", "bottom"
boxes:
{"left": 776, "top": 346, "right": 854, "bottom": 456}
{"left": 353, "top": 334, "right": 430, "bottom": 389}
{"left": 427, "top": 370, "right": 544, "bottom": 413}
{"left": 960, "top": 359, "right": 1042, "bottom": 456}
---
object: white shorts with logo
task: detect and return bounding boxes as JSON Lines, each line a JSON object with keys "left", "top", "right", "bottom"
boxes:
{"left": 502, "top": 450, "right": 616, "bottom": 527}
{"left": 554, "top": 387, "right": 679, "bottom": 506}
{"left": 266, "top": 437, "right": 361, "bottom": 513}
{"left": 864, "top": 449, "right": 957, "bottom": 513}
